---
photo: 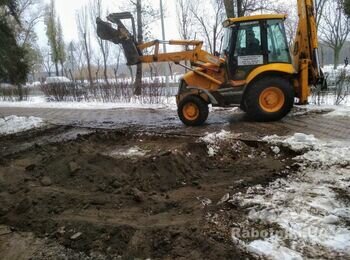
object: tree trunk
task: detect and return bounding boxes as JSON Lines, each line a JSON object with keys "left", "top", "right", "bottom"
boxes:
{"left": 83, "top": 33, "right": 93, "bottom": 86}
{"left": 134, "top": 0, "right": 143, "bottom": 96}
{"left": 223, "top": 0, "right": 235, "bottom": 18}
{"left": 55, "top": 62, "right": 59, "bottom": 76}
{"left": 320, "top": 46, "right": 325, "bottom": 67}
{"left": 17, "top": 85, "right": 23, "bottom": 101}
{"left": 103, "top": 55, "right": 109, "bottom": 85}
{"left": 60, "top": 61, "right": 64, "bottom": 76}
{"left": 334, "top": 47, "right": 341, "bottom": 69}
{"left": 237, "top": 0, "right": 243, "bottom": 17}
{"left": 100, "top": 41, "right": 109, "bottom": 85}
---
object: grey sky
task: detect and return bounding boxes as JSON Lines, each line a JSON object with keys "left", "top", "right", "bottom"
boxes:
{"left": 35, "top": 0, "right": 298, "bottom": 50}
{"left": 37, "top": 0, "right": 179, "bottom": 46}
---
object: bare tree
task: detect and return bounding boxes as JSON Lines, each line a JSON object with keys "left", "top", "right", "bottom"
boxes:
{"left": 190, "top": 0, "right": 225, "bottom": 55}
{"left": 90, "top": 0, "right": 110, "bottom": 85}
{"left": 15, "top": 0, "right": 43, "bottom": 47}
{"left": 315, "top": 0, "right": 329, "bottom": 27}
{"left": 176, "top": 0, "right": 195, "bottom": 42}
{"left": 75, "top": 43, "right": 86, "bottom": 81}
{"left": 41, "top": 47, "right": 53, "bottom": 77}
{"left": 176, "top": 0, "right": 195, "bottom": 71}
{"left": 114, "top": 48, "right": 121, "bottom": 80}
{"left": 76, "top": 6, "right": 93, "bottom": 86}
{"left": 223, "top": 0, "right": 235, "bottom": 18}
{"left": 319, "top": 0, "right": 350, "bottom": 69}
{"left": 126, "top": 0, "right": 143, "bottom": 95}
{"left": 240, "top": 0, "right": 271, "bottom": 16}
{"left": 121, "top": 0, "right": 159, "bottom": 95}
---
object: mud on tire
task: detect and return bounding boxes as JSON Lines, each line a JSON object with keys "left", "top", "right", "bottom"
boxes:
{"left": 245, "top": 77, "right": 294, "bottom": 122}
{"left": 178, "top": 95, "right": 209, "bottom": 126}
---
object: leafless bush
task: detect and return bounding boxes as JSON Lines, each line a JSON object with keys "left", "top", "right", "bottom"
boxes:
{"left": 311, "top": 70, "right": 350, "bottom": 105}
{"left": 39, "top": 81, "right": 166, "bottom": 103}
{"left": 334, "top": 70, "right": 350, "bottom": 105}
{"left": 139, "top": 80, "right": 165, "bottom": 104}
{"left": 0, "top": 85, "right": 30, "bottom": 101}
{"left": 40, "top": 83, "right": 86, "bottom": 102}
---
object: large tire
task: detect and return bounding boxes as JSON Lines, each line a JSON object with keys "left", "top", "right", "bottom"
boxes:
{"left": 178, "top": 95, "right": 209, "bottom": 126}
{"left": 245, "top": 77, "right": 294, "bottom": 122}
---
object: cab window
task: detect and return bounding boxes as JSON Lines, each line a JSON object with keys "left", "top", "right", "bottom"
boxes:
{"left": 234, "top": 22, "right": 262, "bottom": 56}
{"left": 267, "top": 19, "right": 290, "bottom": 63}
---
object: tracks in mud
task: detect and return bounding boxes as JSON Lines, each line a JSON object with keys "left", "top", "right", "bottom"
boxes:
{"left": 0, "top": 126, "right": 297, "bottom": 259}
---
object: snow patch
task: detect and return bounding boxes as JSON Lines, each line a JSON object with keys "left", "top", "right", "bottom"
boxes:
{"left": 247, "top": 238, "right": 303, "bottom": 260}
{"left": 109, "top": 146, "right": 148, "bottom": 158}
{"left": 200, "top": 130, "right": 237, "bottom": 157}
{"left": 263, "top": 133, "right": 319, "bottom": 152}
{"left": 324, "top": 106, "right": 350, "bottom": 117}
{"left": 0, "top": 115, "right": 45, "bottom": 135}
{"left": 231, "top": 133, "right": 350, "bottom": 258}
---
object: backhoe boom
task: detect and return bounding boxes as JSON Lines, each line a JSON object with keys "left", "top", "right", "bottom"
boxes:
{"left": 293, "top": 0, "right": 325, "bottom": 104}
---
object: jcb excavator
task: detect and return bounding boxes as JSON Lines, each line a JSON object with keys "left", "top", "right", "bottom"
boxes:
{"left": 96, "top": 0, "right": 326, "bottom": 126}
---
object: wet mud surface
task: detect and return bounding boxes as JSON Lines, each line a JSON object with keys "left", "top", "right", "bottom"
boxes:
{"left": 0, "top": 126, "right": 300, "bottom": 259}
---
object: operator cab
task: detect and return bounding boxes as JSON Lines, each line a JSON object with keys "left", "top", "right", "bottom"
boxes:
{"left": 222, "top": 15, "right": 291, "bottom": 81}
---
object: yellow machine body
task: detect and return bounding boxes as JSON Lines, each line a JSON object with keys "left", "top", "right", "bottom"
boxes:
{"left": 97, "top": 0, "right": 324, "bottom": 126}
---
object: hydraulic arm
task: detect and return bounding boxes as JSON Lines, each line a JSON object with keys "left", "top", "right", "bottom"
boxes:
{"left": 96, "top": 13, "right": 222, "bottom": 67}
{"left": 293, "top": 0, "right": 326, "bottom": 104}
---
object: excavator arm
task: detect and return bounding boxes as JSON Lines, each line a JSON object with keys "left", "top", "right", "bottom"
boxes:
{"left": 293, "top": 0, "right": 326, "bottom": 104}
{"left": 96, "top": 13, "right": 222, "bottom": 67}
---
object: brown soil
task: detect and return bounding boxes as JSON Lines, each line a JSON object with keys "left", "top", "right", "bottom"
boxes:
{"left": 0, "top": 128, "right": 295, "bottom": 259}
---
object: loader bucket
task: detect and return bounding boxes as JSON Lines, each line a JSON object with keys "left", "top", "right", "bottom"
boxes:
{"left": 96, "top": 13, "right": 141, "bottom": 65}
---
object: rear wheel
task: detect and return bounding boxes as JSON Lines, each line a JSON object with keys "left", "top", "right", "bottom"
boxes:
{"left": 245, "top": 77, "right": 294, "bottom": 122}
{"left": 178, "top": 95, "right": 209, "bottom": 126}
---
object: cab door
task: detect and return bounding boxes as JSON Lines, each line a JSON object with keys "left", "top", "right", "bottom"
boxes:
{"left": 228, "top": 21, "right": 267, "bottom": 81}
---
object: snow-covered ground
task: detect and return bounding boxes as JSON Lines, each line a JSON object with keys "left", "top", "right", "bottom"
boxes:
{"left": 200, "top": 130, "right": 240, "bottom": 157}
{"left": 230, "top": 133, "right": 350, "bottom": 259}
{"left": 0, "top": 115, "right": 45, "bottom": 135}
{"left": 300, "top": 103, "right": 350, "bottom": 118}
{"left": 0, "top": 96, "right": 177, "bottom": 110}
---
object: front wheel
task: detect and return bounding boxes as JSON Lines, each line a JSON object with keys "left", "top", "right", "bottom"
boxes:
{"left": 245, "top": 77, "right": 294, "bottom": 122}
{"left": 178, "top": 95, "right": 209, "bottom": 126}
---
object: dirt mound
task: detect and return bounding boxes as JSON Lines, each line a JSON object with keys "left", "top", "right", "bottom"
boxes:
{"left": 0, "top": 129, "right": 294, "bottom": 259}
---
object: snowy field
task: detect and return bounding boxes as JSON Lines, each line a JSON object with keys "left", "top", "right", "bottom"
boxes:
{"left": 0, "top": 115, "right": 45, "bottom": 135}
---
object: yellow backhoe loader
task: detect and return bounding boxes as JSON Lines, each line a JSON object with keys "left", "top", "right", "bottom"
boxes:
{"left": 96, "top": 0, "right": 326, "bottom": 126}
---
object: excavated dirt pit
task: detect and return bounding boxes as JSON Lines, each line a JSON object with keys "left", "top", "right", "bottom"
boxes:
{"left": 0, "top": 128, "right": 298, "bottom": 259}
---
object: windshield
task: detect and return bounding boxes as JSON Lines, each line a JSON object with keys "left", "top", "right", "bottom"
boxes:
{"left": 221, "top": 27, "right": 233, "bottom": 58}
{"left": 267, "top": 19, "right": 291, "bottom": 63}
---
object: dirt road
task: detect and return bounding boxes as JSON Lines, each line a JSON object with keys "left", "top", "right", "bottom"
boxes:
{"left": 0, "top": 106, "right": 348, "bottom": 259}
{"left": 1, "top": 106, "right": 349, "bottom": 140}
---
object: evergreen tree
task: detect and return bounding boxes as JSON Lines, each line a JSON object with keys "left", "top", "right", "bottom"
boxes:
{"left": 44, "top": 0, "right": 65, "bottom": 76}
{"left": 0, "top": 0, "right": 29, "bottom": 86}
{"left": 57, "top": 18, "right": 66, "bottom": 75}
{"left": 344, "top": 0, "right": 350, "bottom": 17}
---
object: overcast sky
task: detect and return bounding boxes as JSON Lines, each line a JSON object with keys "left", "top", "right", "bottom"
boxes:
{"left": 35, "top": 0, "right": 298, "bottom": 51}
{"left": 36, "top": 0, "right": 178, "bottom": 46}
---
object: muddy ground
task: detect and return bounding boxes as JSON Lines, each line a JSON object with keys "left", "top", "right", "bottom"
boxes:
{"left": 0, "top": 126, "right": 298, "bottom": 259}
